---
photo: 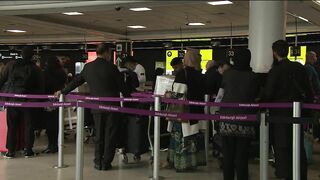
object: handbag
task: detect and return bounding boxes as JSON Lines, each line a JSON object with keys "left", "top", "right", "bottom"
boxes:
{"left": 165, "top": 69, "right": 189, "bottom": 122}
{"left": 165, "top": 92, "right": 189, "bottom": 122}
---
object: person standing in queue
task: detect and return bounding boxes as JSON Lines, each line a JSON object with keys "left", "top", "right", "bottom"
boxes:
{"left": 218, "top": 48, "right": 260, "bottom": 180}
{"left": 170, "top": 57, "right": 184, "bottom": 76}
{"left": 124, "top": 56, "right": 146, "bottom": 91}
{"left": 55, "top": 43, "right": 128, "bottom": 170}
{"left": 264, "top": 40, "right": 313, "bottom": 180}
{"left": 0, "top": 47, "right": 43, "bottom": 158}
{"left": 165, "top": 48, "right": 206, "bottom": 172}
{"left": 42, "top": 56, "right": 67, "bottom": 153}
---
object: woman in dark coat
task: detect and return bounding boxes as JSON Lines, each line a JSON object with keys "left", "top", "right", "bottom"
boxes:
{"left": 218, "top": 48, "right": 260, "bottom": 180}
{"left": 166, "top": 48, "right": 206, "bottom": 172}
{"left": 43, "top": 56, "right": 67, "bottom": 153}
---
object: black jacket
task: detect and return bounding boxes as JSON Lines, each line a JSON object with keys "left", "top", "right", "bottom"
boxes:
{"left": 264, "top": 59, "right": 313, "bottom": 148}
{"left": 44, "top": 68, "right": 67, "bottom": 94}
{"left": 61, "top": 58, "right": 127, "bottom": 108}
{"left": 218, "top": 69, "right": 260, "bottom": 137}
{"left": 264, "top": 59, "right": 313, "bottom": 108}
{"left": 0, "top": 60, "right": 43, "bottom": 95}
{"left": 174, "top": 66, "right": 205, "bottom": 114}
{"left": 220, "top": 69, "right": 260, "bottom": 114}
{"left": 204, "top": 66, "right": 222, "bottom": 95}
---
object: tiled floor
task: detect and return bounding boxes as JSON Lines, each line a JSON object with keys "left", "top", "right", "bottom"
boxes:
{"left": 0, "top": 135, "right": 319, "bottom": 180}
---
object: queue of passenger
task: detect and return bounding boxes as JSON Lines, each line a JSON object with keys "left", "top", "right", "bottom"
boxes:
{"left": 0, "top": 41, "right": 318, "bottom": 180}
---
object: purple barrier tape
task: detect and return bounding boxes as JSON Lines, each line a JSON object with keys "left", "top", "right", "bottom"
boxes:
{"left": 131, "top": 92, "right": 154, "bottom": 98}
{"left": 79, "top": 102, "right": 257, "bottom": 122}
{"left": 66, "top": 94, "right": 153, "bottom": 103}
{"left": 0, "top": 101, "right": 76, "bottom": 108}
{"left": 303, "top": 103, "right": 320, "bottom": 110}
{"left": 162, "top": 98, "right": 292, "bottom": 109}
{"left": 0, "top": 93, "right": 55, "bottom": 99}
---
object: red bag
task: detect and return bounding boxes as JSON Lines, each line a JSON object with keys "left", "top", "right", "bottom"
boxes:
{"left": 0, "top": 109, "right": 25, "bottom": 152}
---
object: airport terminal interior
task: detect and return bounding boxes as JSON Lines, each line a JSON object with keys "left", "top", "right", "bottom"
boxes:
{"left": 0, "top": 1, "right": 320, "bottom": 180}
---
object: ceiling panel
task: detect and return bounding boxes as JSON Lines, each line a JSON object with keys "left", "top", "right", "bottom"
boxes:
{"left": 0, "top": 1, "right": 318, "bottom": 44}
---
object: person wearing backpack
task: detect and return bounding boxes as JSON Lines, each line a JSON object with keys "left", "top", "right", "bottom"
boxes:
{"left": 0, "top": 46, "right": 44, "bottom": 158}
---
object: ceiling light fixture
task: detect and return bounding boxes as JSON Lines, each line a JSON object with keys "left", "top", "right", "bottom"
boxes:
{"left": 313, "top": 0, "right": 320, "bottom": 5}
{"left": 187, "top": 22, "right": 205, "bottom": 26}
{"left": 298, "top": 16, "right": 309, "bottom": 22}
{"left": 62, "top": 12, "right": 84, "bottom": 16}
{"left": 6, "top": 29, "right": 26, "bottom": 33}
{"left": 208, "top": 1, "right": 233, "bottom": 6}
{"left": 127, "top": 25, "right": 146, "bottom": 29}
{"left": 129, "top": 7, "right": 152, "bottom": 12}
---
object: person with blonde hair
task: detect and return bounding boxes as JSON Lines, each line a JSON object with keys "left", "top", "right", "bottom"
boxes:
{"left": 165, "top": 48, "right": 206, "bottom": 172}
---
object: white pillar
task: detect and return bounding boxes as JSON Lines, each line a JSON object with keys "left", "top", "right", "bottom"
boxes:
{"left": 249, "top": 1, "right": 287, "bottom": 73}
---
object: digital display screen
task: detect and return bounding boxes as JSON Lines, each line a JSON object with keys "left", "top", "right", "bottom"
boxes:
{"left": 86, "top": 51, "right": 97, "bottom": 63}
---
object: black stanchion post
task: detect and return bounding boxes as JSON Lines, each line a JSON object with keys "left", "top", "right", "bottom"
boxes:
{"left": 259, "top": 112, "right": 269, "bottom": 180}
{"left": 293, "top": 102, "right": 301, "bottom": 180}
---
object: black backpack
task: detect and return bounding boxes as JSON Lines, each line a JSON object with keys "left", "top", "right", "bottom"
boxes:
{"left": 3, "top": 61, "right": 33, "bottom": 94}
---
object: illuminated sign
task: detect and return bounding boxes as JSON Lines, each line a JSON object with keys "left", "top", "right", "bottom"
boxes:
{"left": 166, "top": 49, "right": 213, "bottom": 74}
{"left": 0, "top": 51, "right": 22, "bottom": 61}
{"left": 288, "top": 46, "right": 306, "bottom": 65}
{"left": 86, "top": 51, "right": 97, "bottom": 63}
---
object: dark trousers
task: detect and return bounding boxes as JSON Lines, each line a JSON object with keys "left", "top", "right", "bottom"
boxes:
{"left": 271, "top": 124, "right": 308, "bottom": 180}
{"left": 222, "top": 136, "right": 251, "bottom": 180}
{"left": 93, "top": 112, "right": 119, "bottom": 165}
{"left": 6, "top": 107, "right": 35, "bottom": 152}
{"left": 313, "top": 123, "right": 320, "bottom": 139}
{"left": 45, "top": 109, "right": 58, "bottom": 150}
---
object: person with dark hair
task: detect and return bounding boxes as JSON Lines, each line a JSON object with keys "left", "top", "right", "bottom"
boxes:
{"left": 0, "top": 46, "right": 44, "bottom": 158}
{"left": 123, "top": 55, "right": 146, "bottom": 91}
{"left": 42, "top": 56, "right": 67, "bottom": 153}
{"left": 119, "top": 56, "right": 150, "bottom": 162}
{"left": 153, "top": 68, "right": 165, "bottom": 90}
{"left": 55, "top": 43, "right": 127, "bottom": 171}
{"left": 170, "top": 57, "right": 183, "bottom": 75}
{"left": 204, "top": 60, "right": 231, "bottom": 96}
{"left": 56, "top": 53, "right": 72, "bottom": 82}
{"left": 218, "top": 48, "right": 260, "bottom": 180}
{"left": 264, "top": 40, "right": 313, "bottom": 180}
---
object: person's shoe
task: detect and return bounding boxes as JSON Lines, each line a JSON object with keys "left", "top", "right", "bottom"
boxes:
{"left": 42, "top": 147, "right": 58, "bottom": 154}
{"left": 42, "top": 148, "right": 51, "bottom": 154}
{"left": 102, "top": 164, "right": 112, "bottom": 171}
{"left": 133, "top": 155, "right": 141, "bottom": 163}
{"left": 4, "top": 152, "right": 15, "bottom": 159}
{"left": 94, "top": 163, "right": 102, "bottom": 171}
{"left": 24, "top": 150, "right": 35, "bottom": 158}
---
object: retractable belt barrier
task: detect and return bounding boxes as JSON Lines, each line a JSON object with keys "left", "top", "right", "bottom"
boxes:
{"left": 0, "top": 92, "right": 318, "bottom": 180}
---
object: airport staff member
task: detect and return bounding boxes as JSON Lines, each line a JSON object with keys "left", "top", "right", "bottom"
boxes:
{"left": 264, "top": 40, "right": 312, "bottom": 180}
{"left": 55, "top": 43, "right": 127, "bottom": 171}
{"left": 123, "top": 56, "right": 146, "bottom": 91}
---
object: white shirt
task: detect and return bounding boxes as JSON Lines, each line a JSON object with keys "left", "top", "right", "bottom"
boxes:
{"left": 134, "top": 63, "right": 146, "bottom": 91}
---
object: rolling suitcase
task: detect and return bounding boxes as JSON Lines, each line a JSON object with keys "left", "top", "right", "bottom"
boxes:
{"left": 0, "top": 109, "right": 25, "bottom": 153}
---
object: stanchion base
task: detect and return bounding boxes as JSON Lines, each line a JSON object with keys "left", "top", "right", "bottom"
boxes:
{"left": 53, "top": 165, "right": 69, "bottom": 169}
{"left": 149, "top": 176, "right": 165, "bottom": 180}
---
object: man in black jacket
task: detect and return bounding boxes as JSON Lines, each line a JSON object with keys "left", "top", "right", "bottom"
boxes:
{"left": 264, "top": 40, "right": 313, "bottom": 180}
{"left": 55, "top": 43, "right": 127, "bottom": 171}
{"left": 0, "top": 46, "right": 43, "bottom": 158}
